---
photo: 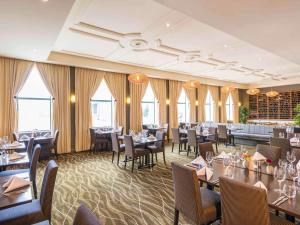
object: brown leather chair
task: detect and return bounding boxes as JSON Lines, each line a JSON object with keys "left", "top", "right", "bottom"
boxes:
{"left": 219, "top": 176, "right": 293, "bottom": 225}
{"left": 199, "top": 142, "right": 215, "bottom": 160}
{"left": 273, "top": 128, "right": 287, "bottom": 138}
{"left": 217, "top": 125, "right": 230, "bottom": 146}
{"left": 270, "top": 137, "right": 290, "bottom": 159}
{"left": 171, "top": 162, "right": 221, "bottom": 225}
{"left": 90, "top": 128, "right": 108, "bottom": 151}
{"left": 0, "top": 160, "right": 58, "bottom": 225}
{"left": 256, "top": 144, "right": 281, "bottom": 166}
{"left": 12, "top": 132, "right": 18, "bottom": 142}
{"left": 50, "top": 130, "right": 59, "bottom": 158}
{"left": 147, "top": 131, "right": 166, "bottom": 165}
{"left": 111, "top": 133, "right": 125, "bottom": 165}
{"left": 187, "top": 129, "right": 201, "bottom": 157}
{"left": 171, "top": 128, "right": 187, "bottom": 153}
{"left": 207, "top": 127, "right": 218, "bottom": 153}
{"left": 123, "top": 135, "right": 151, "bottom": 173}
{"left": 73, "top": 204, "right": 102, "bottom": 225}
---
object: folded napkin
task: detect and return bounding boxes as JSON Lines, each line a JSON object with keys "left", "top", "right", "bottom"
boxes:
{"left": 9, "top": 141, "right": 22, "bottom": 147}
{"left": 216, "top": 151, "right": 229, "bottom": 159}
{"left": 191, "top": 156, "right": 207, "bottom": 167}
{"left": 297, "top": 160, "right": 300, "bottom": 171}
{"left": 290, "top": 137, "right": 298, "bottom": 143}
{"left": 197, "top": 167, "right": 213, "bottom": 180}
{"left": 2, "top": 176, "right": 30, "bottom": 194}
{"left": 254, "top": 181, "right": 267, "bottom": 191}
{"left": 9, "top": 152, "right": 25, "bottom": 161}
{"left": 252, "top": 152, "right": 266, "bottom": 161}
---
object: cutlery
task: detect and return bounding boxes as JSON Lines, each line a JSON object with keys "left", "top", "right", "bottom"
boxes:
{"left": 272, "top": 196, "right": 285, "bottom": 205}
{"left": 276, "top": 197, "right": 288, "bottom": 206}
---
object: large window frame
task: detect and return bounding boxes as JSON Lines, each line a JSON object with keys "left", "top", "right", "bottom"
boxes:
{"left": 177, "top": 89, "right": 190, "bottom": 123}
{"left": 205, "top": 91, "right": 214, "bottom": 122}
{"left": 226, "top": 93, "right": 234, "bottom": 121}
{"left": 141, "top": 84, "right": 159, "bottom": 125}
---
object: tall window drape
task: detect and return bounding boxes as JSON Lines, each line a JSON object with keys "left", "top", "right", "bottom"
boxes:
{"left": 231, "top": 89, "right": 240, "bottom": 123}
{"left": 221, "top": 89, "right": 230, "bottom": 123}
{"left": 37, "top": 63, "right": 71, "bottom": 154}
{"left": 169, "top": 80, "right": 183, "bottom": 137}
{"left": 197, "top": 84, "right": 208, "bottom": 122}
{"left": 75, "top": 68, "right": 104, "bottom": 152}
{"left": 208, "top": 86, "right": 220, "bottom": 122}
{"left": 0, "top": 57, "right": 33, "bottom": 138}
{"left": 183, "top": 86, "right": 196, "bottom": 123}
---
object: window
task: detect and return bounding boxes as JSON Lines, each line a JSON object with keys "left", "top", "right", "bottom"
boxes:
{"left": 91, "top": 80, "right": 115, "bottom": 127}
{"left": 17, "top": 67, "right": 52, "bottom": 131}
{"left": 226, "top": 93, "right": 234, "bottom": 121}
{"left": 205, "top": 91, "right": 214, "bottom": 122}
{"left": 177, "top": 89, "right": 190, "bottom": 123}
{"left": 141, "top": 84, "right": 159, "bottom": 125}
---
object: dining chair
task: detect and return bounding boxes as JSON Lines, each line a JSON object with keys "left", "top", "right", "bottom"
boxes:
{"left": 187, "top": 129, "right": 202, "bottom": 157}
{"left": 111, "top": 133, "right": 125, "bottom": 165}
{"left": 256, "top": 144, "right": 281, "bottom": 166}
{"left": 294, "top": 127, "right": 300, "bottom": 133}
{"left": 217, "top": 125, "right": 230, "bottom": 146}
{"left": 0, "top": 160, "right": 58, "bottom": 225}
{"left": 207, "top": 127, "right": 218, "bottom": 153}
{"left": 292, "top": 147, "right": 300, "bottom": 162}
{"left": 0, "top": 144, "right": 41, "bottom": 198}
{"left": 287, "top": 133, "right": 300, "bottom": 139}
{"left": 12, "top": 132, "right": 18, "bottom": 142}
{"left": 171, "top": 128, "right": 187, "bottom": 153}
{"left": 50, "top": 130, "right": 59, "bottom": 158}
{"left": 199, "top": 142, "right": 215, "bottom": 160}
{"left": 162, "top": 123, "right": 169, "bottom": 142}
{"left": 27, "top": 137, "right": 35, "bottom": 162}
{"left": 117, "top": 126, "right": 124, "bottom": 136}
{"left": 146, "top": 131, "right": 166, "bottom": 165}
{"left": 171, "top": 162, "right": 221, "bottom": 225}
{"left": 273, "top": 128, "right": 287, "bottom": 138}
{"left": 270, "top": 137, "right": 290, "bottom": 159}
{"left": 190, "top": 123, "right": 198, "bottom": 128}
{"left": 90, "top": 129, "right": 108, "bottom": 151}
{"left": 219, "top": 176, "right": 294, "bottom": 225}
{"left": 123, "top": 135, "right": 151, "bottom": 173}
{"left": 73, "top": 204, "right": 102, "bottom": 225}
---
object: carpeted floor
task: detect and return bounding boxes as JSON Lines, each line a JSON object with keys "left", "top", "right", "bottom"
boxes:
{"left": 36, "top": 144, "right": 255, "bottom": 225}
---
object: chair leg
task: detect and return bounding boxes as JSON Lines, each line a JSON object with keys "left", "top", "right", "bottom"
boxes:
{"left": 155, "top": 153, "right": 158, "bottom": 162}
{"left": 215, "top": 142, "right": 218, "bottom": 153}
{"left": 124, "top": 155, "right": 127, "bottom": 169}
{"left": 187, "top": 145, "right": 190, "bottom": 156}
{"left": 112, "top": 151, "right": 115, "bottom": 163}
{"left": 131, "top": 158, "right": 135, "bottom": 173}
{"left": 33, "top": 179, "right": 37, "bottom": 199}
{"left": 172, "top": 142, "right": 174, "bottom": 152}
{"left": 117, "top": 152, "right": 120, "bottom": 165}
{"left": 151, "top": 153, "right": 154, "bottom": 167}
{"left": 174, "top": 208, "right": 179, "bottom": 225}
{"left": 163, "top": 150, "right": 166, "bottom": 165}
{"left": 195, "top": 146, "right": 198, "bottom": 158}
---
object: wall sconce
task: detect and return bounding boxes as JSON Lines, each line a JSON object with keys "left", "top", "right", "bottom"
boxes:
{"left": 238, "top": 102, "right": 241, "bottom": 107}
{"left": 218, "top": 101, "right": 222, "bottom": 107}
{"left": 195, "top": 100, "right": 199, "bottom": 106}
{"left": 126, "top": 97, "right": 131, "bottom": 104}
{"left": 70, "top": 94, "right": 76, "bottom": 103}
{"left": 166, "top": 99, "right": 170, "bottom": 105}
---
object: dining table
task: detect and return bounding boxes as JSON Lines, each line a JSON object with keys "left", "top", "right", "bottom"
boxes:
{"left": 186, "top": 158, "right": 300, "bottom": 219}
{"left": 0, "top": 152, "right": 29, "bottom": 171}
{"left": 0, "top": 143, "right": 26, "bottom": 152}
{"left": 0, "top": 172, "right": 32, "bottom": 210}
{"left": 18, "top": 136, "right": 54, "bottom": 159}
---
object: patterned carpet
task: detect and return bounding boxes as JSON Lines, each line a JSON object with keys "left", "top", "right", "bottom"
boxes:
{"left": 36, "top": 144, "right": 254, "bottom": 225}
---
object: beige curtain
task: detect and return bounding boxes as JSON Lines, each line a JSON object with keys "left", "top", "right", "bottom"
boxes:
{"left": 208, "top": 86, "right": 220, "bottom": 122}
{"left": 37, "top": 63, "right": 71, "bottom": 154}
{"left": 130, "top": 81, "right": 148, "bottom": 132}
{"left": 0, "top": 57, "right": 33, "bottom": 138}
{"left": 75, "top": 68, "right": 104, "bottom": 152}
{"left": 232, "top": 89, "right": 240, "bottom": 123}
{"left": 221, "top": 89, "right": 230, "bottom": 123}
{"left": 169, "top": 80, "right": 183, "bottom": 136}
{"left": 197, "top": 84, "right": 208, "bottom": 122}
{"left": 150, "top": 78, "right": 167, "bottom": 124}
{"left": 104, "top": 72, "right": 127, "bottom": 128}
{"left": 183, "top": 87, "right": 196, "bottom": 122}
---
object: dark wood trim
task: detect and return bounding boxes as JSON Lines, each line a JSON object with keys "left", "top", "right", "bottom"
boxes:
{"left": 126, "top": 74, "right": 130, "bottom": 134}
{"left": 70, "top": 66, "right": 76, "bottom": 152}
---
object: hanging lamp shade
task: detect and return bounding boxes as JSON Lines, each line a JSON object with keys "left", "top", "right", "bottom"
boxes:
{"left": 183, "top": 80, "right": 201, "bottom": 89}
{"left": 266, "top": 90, "right": 279, "bottom": 98}
{"left": 221, "top": 86, "right": 235, "bottom": 93}
{"left": 246, "top": 88, "right": 260, "bottom": 95}
{"left": 128, "top": 73, "right": 149, "bottom": 84}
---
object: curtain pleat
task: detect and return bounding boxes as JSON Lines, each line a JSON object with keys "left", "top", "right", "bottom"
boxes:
{"left": 130, "top": 81, "right": 148, "bottom": 132}
{"left": 197, "top": 85, "right": 208, "bottom": 122}
{"left": 75, "top": 68, "right": 104, "bottom": 152}
{"left": 37, "top": 63, "right": 71, "bottom": 154}
{"left": 183, "top": 87, "right": 196, "bottom": 122}
{"left": 0, "top": 57, "right": 33, "bottom": 138}
{"left": 221, "top": 90, "right": 230, "bottom": 123}
{"left": 150, "top": 78, "right": 167, "bottom": 124}
{"left": 104, "top": 72, "right": 127, "bottom": 128}
{"left": 232, "top": 89, "right": 240, "bottom": 123}
{"left": 208, "top": 86, "right": 220, "bottom": 123}
{"left": 169, "top": 80, "right": 183, "bottom": 137}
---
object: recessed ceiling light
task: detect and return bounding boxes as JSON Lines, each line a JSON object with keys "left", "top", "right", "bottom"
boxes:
{"left": 33, "top": 49, "right": 38, "bottom": 52}
{"left": 166, "top": 22, "right": 170, "bottom": 28}
{"left": 42, "top": 0, "right": 48, "bottom": 2}
{"left": 224, "top": 44, "right": 228, "bottom": 48}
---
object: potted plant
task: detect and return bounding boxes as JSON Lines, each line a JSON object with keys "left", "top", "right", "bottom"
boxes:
{"left": 239, "top": 106, "right": 249, "bottom": 124}
{"left": 294, "top": 104, "right": 300, "bottom": 126}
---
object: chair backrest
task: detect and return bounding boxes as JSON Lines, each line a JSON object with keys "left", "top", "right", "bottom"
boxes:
{"left": 187, "top": 129, "right": 197, "bottom": 147}
{"left": 292, "top": 148, "right": 300, "bottom": 163}
{"left": 73, "top": 204, "right": 102, "bottom": 225}
{"left": 30, "top": 144, "right": 41, "bottom": 183}
{"left": 190, "top": 123, "right": 198, "bottom": 128}
{"left": 171, "top": 128, "right": 180, "bottom": 144}
{"left": 142, "top": 124, "right": 148, "bottom": 129}
{"left": 111, "top": 133, "right": 120, "bottom": 152}
{"left": 270, "top": 137, "right": 290, "bottom": 159}
{"left": 179, "top": 122, "right": 186, "bottom": 129}
{"left": 52, "top": 130, "right": 59, "bottom": 148}
{"left": 273, "top": 128, "right": 287, "bottom": 138}
{"left": 123, "top": 135, "right": 135, "bottom": 157}
{"left": 219, "top": 176, "right": 270, "bottom": 225}
{"left": 208, "top": 127, "right": 217, "bottom": 141}
{"left": 90, "top": 129, "right": 96, "bottom": 142}
{"left": 199, "top": 142, "right": 215, "bottom": 160}
{"left": 27, "top": 137, "right": 34, "bottom": 162}
{"left": 155, "top": 131, "right": 165, "bottom": 149}
{"left": 171, "top": 162, "right": 203, "bottom": 224}
{"left": 12, "top": 132, "right": 18, "bottom": 142}
{"left": 294, "top": 127, "right": 300, "bottom": 133}
{"left": 117, "top": 126, "right": 123, "bottom": 136}
{"left": 40, "top": 160, "right": 58, "bottom": 221}
{"left": 256, "top": 144, "right": 281, "bottom": 166}
{"left": 287, "top": 133, "right": 300, "bottom": 139}
{"left": 218, "top": 125, "right": 227, "bottom": 139}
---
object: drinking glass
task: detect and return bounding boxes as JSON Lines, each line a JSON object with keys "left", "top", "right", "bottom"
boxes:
{"left": 206, "top": 152, "right": 214, "bottom": 168}
{"left": 278, "top": 159, "right": 287, "bottom": 169}
{"left": 284, "top": 184, "right": 296, "bottom": 199}
{"left": 274, "top": 166, "right": 286, "bottom": 193}
{"left": 287, "top": 151, "right": 296, "bottom": 165}
{"left": 287, "top": 164, "right": 298, "bottom": 182}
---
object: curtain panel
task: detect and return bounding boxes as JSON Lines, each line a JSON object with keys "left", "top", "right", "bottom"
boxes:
{"left": 208, "top": 86, "right": 220, "bottom": 123}
{"left": 232, "top": 89, "right": 240, "bottom": 123}
{"left": 129, "top": 81, "right": 148, "bottom": 132}
{"left": 75, "top": 68, "right": 104, "bottom": 152}
{"left": 150, "top": 78, "right": 167, "bottom": 125}
{"left": 0, "top": 57, "right": 33, "bottom": 138}
{"left": 197, "top": 84, "right": 208, "bottom": 122}
{"left": 37, "top": 63, "right": 71, "bottom": 154}
{"left": 169, "top": 80, "right": 183, "bottom": 138}
{"left": 221, "top": 89, "right": 230, "bottom": 123}
{"left": 183, "top": 87, "right": 196, "bottom": 123}
{"left": 104, "top": 72, "right": 127, "bottom": 128}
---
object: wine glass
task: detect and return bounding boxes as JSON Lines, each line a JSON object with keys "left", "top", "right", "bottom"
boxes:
{"left": 287, "top": 164, "right": 298, "bottom": 183}
{"left": 278, "top": 159, "right": 287, "bottom": 169}
{"left": 206, "top": 152, "right": 214, "bottom": 168}
{"left": 287, "top": 151, "right": 296, "bottom": 165}
{"left": 284, "top": 184, "right": 297, "bottom": 199}
{"left": 274, "top": 166, "right": 286, "bottom": 193}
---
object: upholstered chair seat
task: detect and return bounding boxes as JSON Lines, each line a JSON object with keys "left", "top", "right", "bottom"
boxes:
{"left": 256, "top": 144, "right": 281, "bottom": 166}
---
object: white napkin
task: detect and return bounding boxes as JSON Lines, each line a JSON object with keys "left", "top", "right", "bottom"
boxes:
{"left": 191, "top": 156, "right": 207, "bottom": 167}
{"left": 9, "top": 141, "right": 22, "bottom": 147}
{"left": 252, "top": 152, "right": 266, "bottom": 161}
{"left": 197, "top": 167, "right": 213, "bottom": 180}
{"left": 254, "top": 181, "right": 267, "bottom": 191}
{"left": 2, "top": 176, "right": 30, "bottom": 194}
{"left": 297, "top": 160, "right": 300, "bottom": 171}
{"left": 290, "top": 137, "right": 298, "bottom": 143}
{"left": 216, "top": 151, "right": 229, "bottom": 159}
{"left": 9, "top": 152, "right": 25, "bottom": 161}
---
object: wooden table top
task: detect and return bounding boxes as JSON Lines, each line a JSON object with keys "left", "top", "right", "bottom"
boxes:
{"left": 0, "top": 172, "right": 32, "bottom": 210}
{"left": 0, "top": 152, "right": 29, "bottom": 167}
{"left": 188, "top": 160, "right": 300, "bottom": 218}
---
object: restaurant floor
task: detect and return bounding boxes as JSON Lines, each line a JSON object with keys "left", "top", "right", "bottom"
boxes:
{"left": 36, "top": 144, "right": 255, "bottom": 225}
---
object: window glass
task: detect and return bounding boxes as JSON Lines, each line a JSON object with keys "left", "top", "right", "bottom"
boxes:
{"left": 177, "top": 89, "right": 190, "bottom": 123}
{"left": 205, "top": 91, "right": 214, "bottom": 122}
{"left": 142, "top": 84, "right": 159, "bottom": 124}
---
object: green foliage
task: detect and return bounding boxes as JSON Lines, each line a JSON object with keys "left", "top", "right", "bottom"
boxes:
{"left": 294, "top": 104, "right": 300, "bottom": 126}
{"left": 239, "top": 106, "right": 249, "bottom": 124}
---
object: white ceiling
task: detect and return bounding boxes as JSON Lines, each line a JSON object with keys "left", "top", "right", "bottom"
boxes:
{"left": 1, "top": 0, "right": 300, "bottom": 87}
